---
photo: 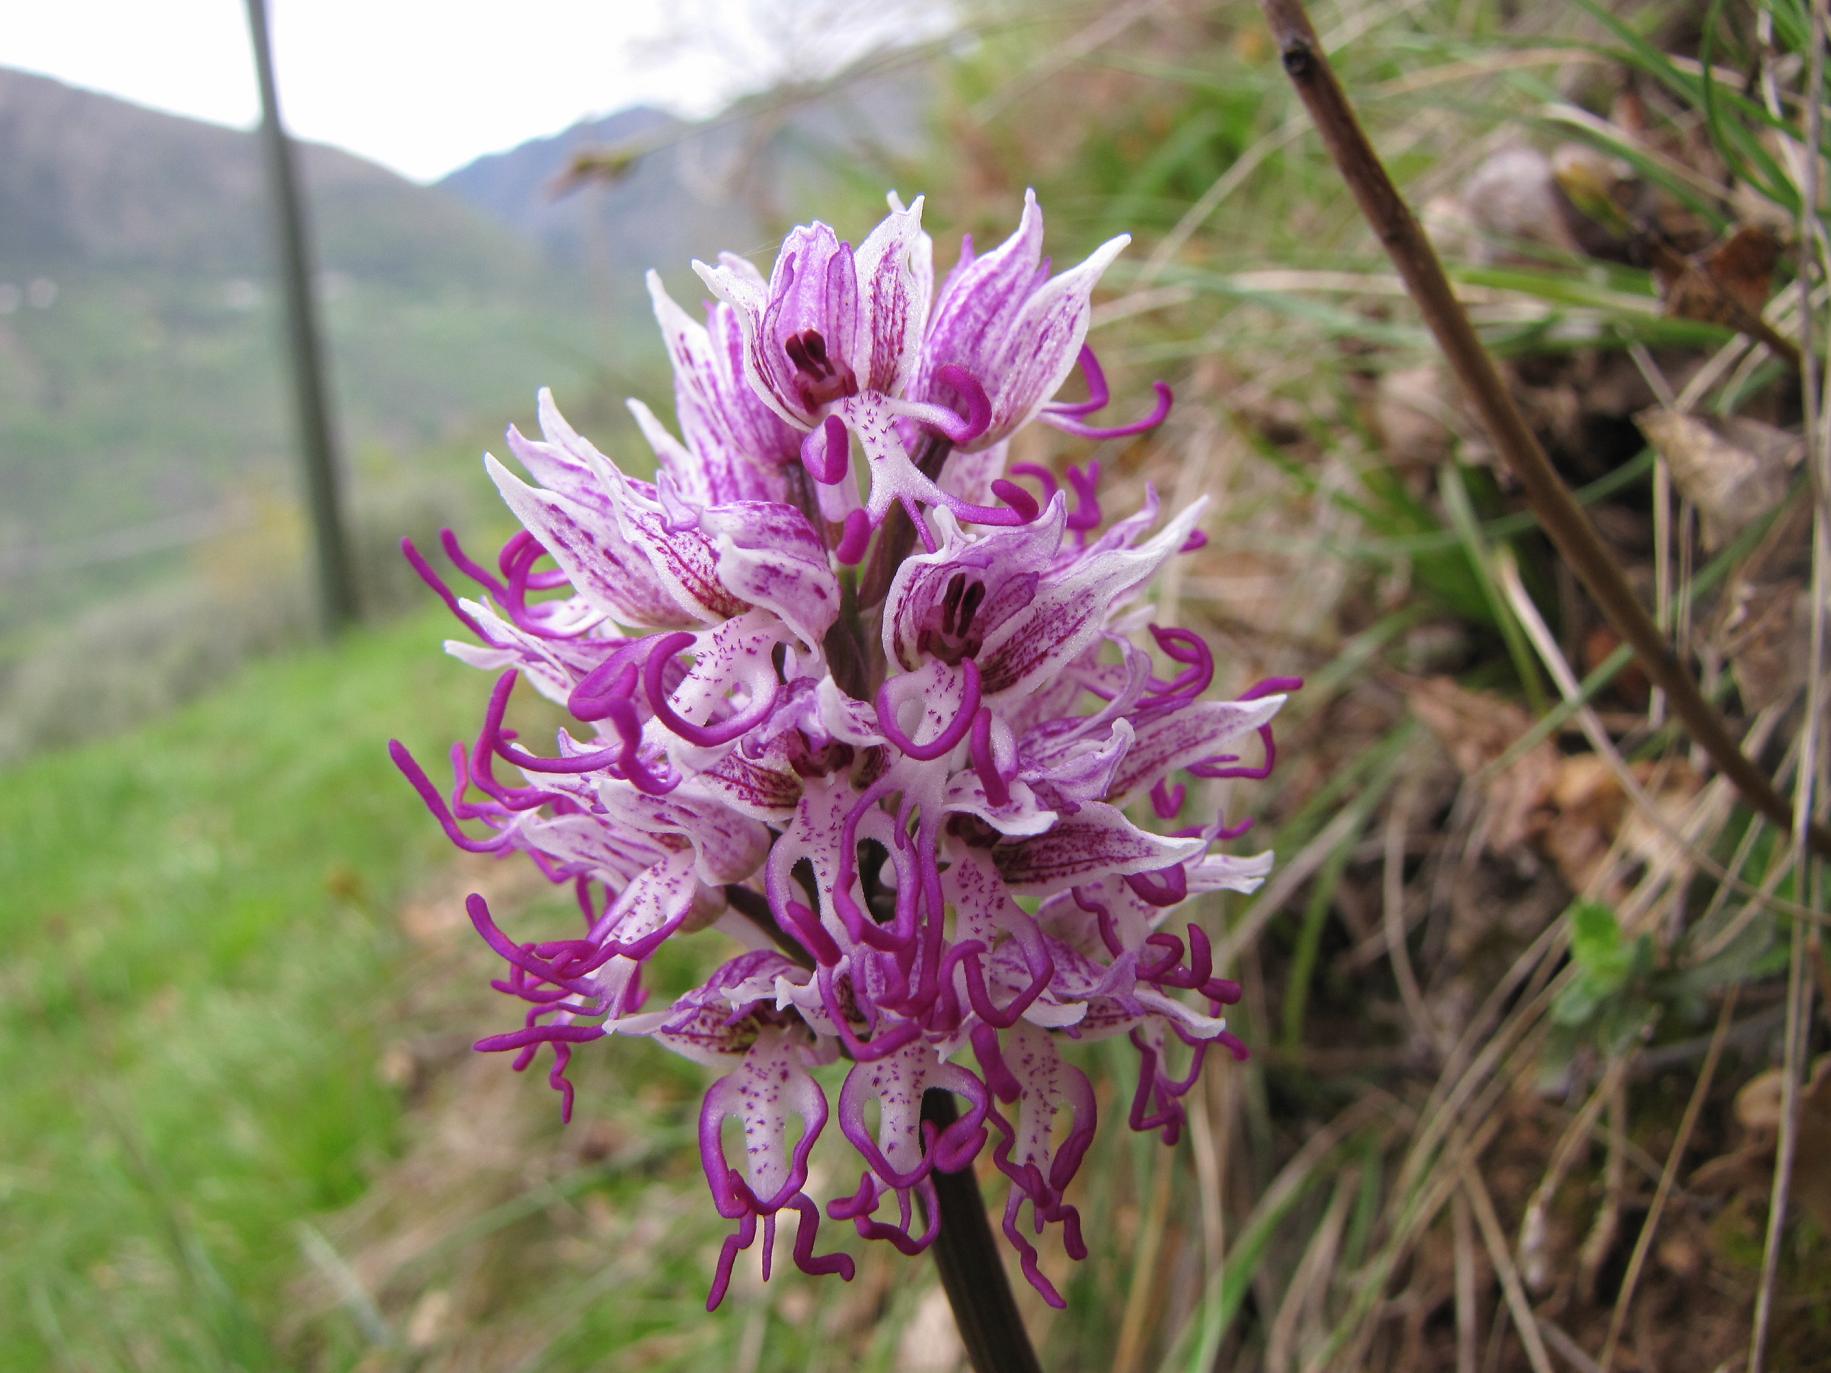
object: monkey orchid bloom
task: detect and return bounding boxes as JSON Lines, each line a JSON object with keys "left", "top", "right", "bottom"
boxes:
{"left": 915, "top": 188, "right": 1173, "bottom": 451}
{"left": 392, "top": 192, "right": 1295, "bottom": 1315}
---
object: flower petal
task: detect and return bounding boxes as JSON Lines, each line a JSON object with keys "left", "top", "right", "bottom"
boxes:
{"left": 515, "top": 811, "right": 671, "bottom": 887}
{"left": 698, "top": 1027, "right": 827, "bottom": 1213}
{"left": 592, "top": 778, "right": 770, "bottom": 886}
{"left": 596, "top": 847, "right": 703, "bottom": 954}
{"left": 992, "top": 801, "right": 1205, "bottom": 894}
{"left": 1104, "top": 695, "right": 1286, "bottom": 802}
{"left": 838, "top": 1040, "right": 987, "bottom": 1189}
{"left": 486, "top": 451, "right": 697, "bottom": 628}
{"left": 851, "top": 194, "right": 932, "bottom": 395}
{"left": 881, "top": 499, "right": 1066, "bottom": 672}
{"left": 983, "top": 233, "right": 1129, "bottom": 440}
{"left": 697, "top": 501, "right": 840, "bottom": 649}
{"left": 644, "top": 271, "right": 796, "bottom": 504}
{"left": 832, "top": 391, "right": 944, "bottom": 525}
{"left": 761, "top": 223, "right": 860, "bottom": 424}
{"left": 923, "top": 189, "right": 1044, "bottom": 385}
{"left": 975, "top": 500, "right": 1205, "bottom": 697}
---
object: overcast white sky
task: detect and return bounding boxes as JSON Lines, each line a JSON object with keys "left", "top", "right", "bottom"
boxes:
{"left": 5, "top": 0, "right": 949, "bottom": 182}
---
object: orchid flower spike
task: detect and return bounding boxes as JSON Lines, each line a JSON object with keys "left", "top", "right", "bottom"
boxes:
{"left": 393, "top": 191, "right": 1291, "bottom": 1312}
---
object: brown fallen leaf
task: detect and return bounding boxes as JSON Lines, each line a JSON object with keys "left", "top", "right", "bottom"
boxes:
{"left": 1649, "top": 224, "right": 1798, "bottom": 365}
{"left": 1408, "top": 677, "right": 1559, "bottom": 854}
{"left": 1635, "top": 408, "right": 1802, "bottom": 551}
{"left": 1537, "top": 753, "right": 1625, "bottom": 894}
{"left": 1408, "top": 678, "right": 1704, "bottom": 898}
{"left": 1654, "top": 224, "right": 1783, "bottom": 324}
{"left": 1538, "top": 753, "right": 1703, "bottom": 902}
{"left": 1693, "top": 1056, "right": 1831, "bottom": 1234}
{"left": 1708, "top": 498, "right": 1814, "bottom": 713}
{"left": 1716, "top": 579, "right": 1812, "bottom": 715}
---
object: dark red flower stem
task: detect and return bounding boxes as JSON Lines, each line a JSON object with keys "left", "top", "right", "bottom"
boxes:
{"left": 1260, "top": 0, "right": 1831, "bottom": 860}
{"left": 922, "top": 1091, "right": 1044, "bottom": 1373}
{"left": 722, "top": 884, "right": 816, "bottom": 969}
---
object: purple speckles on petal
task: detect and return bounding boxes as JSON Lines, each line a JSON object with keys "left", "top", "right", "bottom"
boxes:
{"left": 992, "top": 801, "right": 1207, "bottom": 893}
{"left": 875, "top": 659, "right": 981, "bottom": 761}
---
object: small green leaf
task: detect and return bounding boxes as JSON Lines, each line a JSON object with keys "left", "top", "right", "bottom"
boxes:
{"left": 1569, "top": 902, "right": 1631, "bottom": 983}
{"left": 1552, "top": 978, "right": 1604, "bottom": 1027}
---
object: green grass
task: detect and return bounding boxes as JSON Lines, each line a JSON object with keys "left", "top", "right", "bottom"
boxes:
{"left": 0, "top": 606, "right": 950, "bottom": 1373}
{"left": 0, "top": 608, "right": 482, "bottom": 1371}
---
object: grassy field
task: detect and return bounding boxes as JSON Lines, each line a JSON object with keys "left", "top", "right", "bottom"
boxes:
{"left": 0, "top": 611, "right": 482, "bottom": 1369}
{"left": 0, "top": 603, "right": 1145, "bottom": 1371}
{"left": 7, "top": 0, "right": 1830, "bottom": 1370}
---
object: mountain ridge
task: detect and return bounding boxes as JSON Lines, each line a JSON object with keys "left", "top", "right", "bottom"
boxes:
{"left": 0, "top": 65, "right": 604, "bottom": 629}
{"left": 434, "top": 61, "right": 936, "bottom": 293}
{"left": 0, "top": 55, "right": 937, "bottom": 635}
{"left": 0, "top": 66, "right": 557, "bottom": 291}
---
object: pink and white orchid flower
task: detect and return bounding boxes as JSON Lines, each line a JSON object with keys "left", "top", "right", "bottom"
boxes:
{"left": 392, "top": 192, "right": 1293, "bottom": 1312}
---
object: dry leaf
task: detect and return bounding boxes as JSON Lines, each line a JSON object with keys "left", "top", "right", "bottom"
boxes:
{"left": 1538, "top": 754, "right": 1703, "bottom": 900}
{"left": 1635, "top": 408, "right": 1801, "bottom": 550}
{"left": 1538, "top": 753, "right": 1626, "bottom": 893}
{"left": 1694, "top": 1057, "right": 1831, "bottom": 1234}
{"left": 1655, "top": 225, "right": 1783, "bottom": 325}
{"left": 1717, "top": 580, "right": 1811, "bottom": 713}
{"left": 1709, "top": 498, "right": 1814, "bottom": 712}
{"left": 1409, "top": 677, "right": 1560, "bottom": 854}
{"left": 1408, "top": 680, "right": 1701, "bottom": 898}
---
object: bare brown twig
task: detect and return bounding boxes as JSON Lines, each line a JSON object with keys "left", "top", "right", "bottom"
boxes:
{"left": 1257, "top": 0, "right": 1831, "bottom": 861}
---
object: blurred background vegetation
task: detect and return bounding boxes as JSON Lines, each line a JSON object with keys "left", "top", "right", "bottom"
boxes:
{"left": 4, "top": 0, "right": 1828, "bottom": 1369}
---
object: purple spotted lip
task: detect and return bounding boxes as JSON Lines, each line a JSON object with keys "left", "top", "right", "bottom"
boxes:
{"left": 392, "top": 191, "right": 1296, "bottom": 1310}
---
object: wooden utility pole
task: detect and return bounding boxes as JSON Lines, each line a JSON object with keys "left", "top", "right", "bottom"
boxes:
{"left": 244, "top": 0, "right": 358, "bottom": 634}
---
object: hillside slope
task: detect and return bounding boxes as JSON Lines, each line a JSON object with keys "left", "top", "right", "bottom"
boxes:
{"left": 0, "top": 69, "right": 605, "bottom": 625}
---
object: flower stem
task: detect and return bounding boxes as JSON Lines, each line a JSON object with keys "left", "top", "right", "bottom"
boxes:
{"left": 921, "top": 1091, "right": 1044, "bottom": 1373}
{"left": 783, "top": 459, "right": 872, "bottom": 699}
{"left": 1259, "top": 0, "right": 1831, "bottom": 860}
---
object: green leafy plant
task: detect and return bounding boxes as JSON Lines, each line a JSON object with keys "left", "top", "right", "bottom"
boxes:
{"left": 1550, "top": 901, "right": 1661, "bottom": 1057}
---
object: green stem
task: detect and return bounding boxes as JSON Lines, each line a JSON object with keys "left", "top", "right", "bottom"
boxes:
{"left": 785, "top": 459, "right": 870, "bottom": 699}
